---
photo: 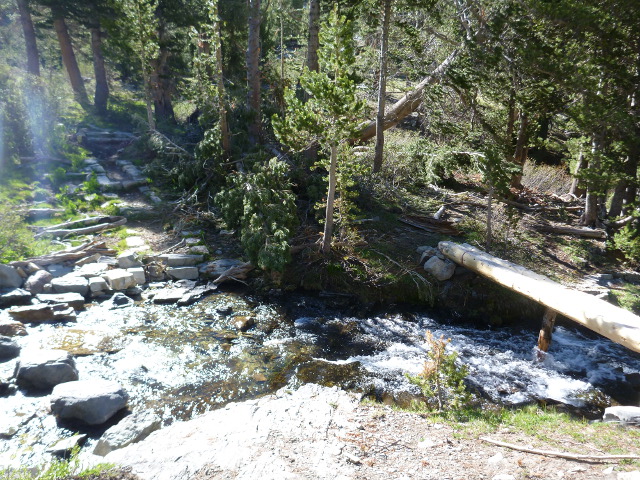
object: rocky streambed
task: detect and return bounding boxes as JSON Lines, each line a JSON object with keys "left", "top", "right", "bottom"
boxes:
{"left": 1, "top": 244, "right": 640, "bottom": 473}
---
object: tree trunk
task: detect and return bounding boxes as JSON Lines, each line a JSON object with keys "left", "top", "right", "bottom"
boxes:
{"left": 150, "top": 21, "right": 175, "bottom": 123}
{"left": 246, "top": 0, "right": 262, "bottom": 145}
{"left": 212, "top": 0, "right": 230, "bottom": 156}
{"left": 322, "top": 143, "right": 338, "bottom": 254}
{"left": 90, "top": 26, "right": 109, "bottom": 116}
{"left": 373, "top": 0, "right": 392, "bottom": 174}
{"left": 53, "top": 12, "right": 89, "bottom": 107}
{"left": 580, "top": 136, "right": 602, "bottom": 227}
{"left": 510, "top": 112, "right": 529, "bottom": 189}
{"left": 307, "top": 0, "right": 320, "bottom": 73}
{"left": 569, "top": 150, "right": 586, "bottom": 198}
{"left": 357, "top": 50, "right": 457, "bottom": 142}
{"left": 17, "top": 0, "right": 40, "bottom": 76}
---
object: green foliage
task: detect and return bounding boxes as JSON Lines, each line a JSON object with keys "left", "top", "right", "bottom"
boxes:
{"left": 612, "top": 223, "right": 640, "bottom": 264}
{"left": 407, "top": 331, "right": 471, "bottom": 412}
{"left": 47, "top": 167, "right": 68, "bottom": 191}
{"left": 215, "top": 157, "right": 297, "bottom": 272}
{"left": 83, "top": 173, "right": 100, "bottom": 194}
{"left": 609, "top": 283, "right": 640, "bottom": 315}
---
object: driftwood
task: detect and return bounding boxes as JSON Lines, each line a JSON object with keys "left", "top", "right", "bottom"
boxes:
{"left": 480, "top": 437, "right": 640, "bottom": 462}
{"left": 213, "top": 262, "right": 255, "bottom": 285}
{"left": 439, "top": 242, "right": 640, "bottom": 353}
{"left": 35, "top": 216, "right": 127, "bottom": 238}
{"left": 26, "top": 208, "right": 65, "bottom": 218}
{"left": 399, "top": 215, "right": 460, "bottom": 235}
{"left": 10, "top": 241, "right": 116, "bottom": 268}
{"left": 356, "top": 50, "right": 458, "bottom": 142}
{"left": 532, "top": 223, "right": 606, "bottom": 239}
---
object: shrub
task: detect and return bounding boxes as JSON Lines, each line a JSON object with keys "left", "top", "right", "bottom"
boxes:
{"left": 215, "top": 158, "right": 297, "bottom": 272}
{"left": 406, "top": 330, "right": 471, "bottom": 411}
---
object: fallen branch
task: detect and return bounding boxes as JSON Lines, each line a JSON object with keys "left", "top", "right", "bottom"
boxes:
{"left": 10, "top": 241, "right": 115, "bottom": 267}
{"left": 35, "top": 216, "right": 127, "bottom": 238}
{"left": 400, "top": 215, "right": 460, "bottom": 235}
{"left": 213, "top": 262, "right": 255, "bottom": 285}
{"left": 532, "top": 223, "right": 606, "bottom": 239}
{"left": 480, "top": 437, "right": 640, "bottom": 462}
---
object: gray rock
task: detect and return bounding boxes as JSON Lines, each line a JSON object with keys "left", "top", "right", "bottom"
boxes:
{"left": 0, "top": 265, "right": 23, "bottom": 289}
{"left": 46, "top": 434, "right": 87, "bottom": 455}
{"left": 233, "top": 316, "right": 255, "bottom": 332}
{"left": 89, "top": 276, "right": 109, "bottom": 293}
{"left": 93, "top": 411, "right": 161, "bottom": 456}
{"left": 14, "top": 349, "right": 78, "bottom": 390}
{"left": 75, "top": 253, "right": 102, "bottom": 267}
{"left": 51, "top": 275, "right": 89, "bottom": 296}
{"left": 603, "top": 406, "right": 640, "bottom": 425}
{"left": 74, "top": 263, "right": 109, "bottom": 278}
{"left": 156, "top": 254, "right": 204, "bottom": 267}
{"left": 176, "top": 283, "right": 217, "bottom": 306}
{"left": 199, "top": 259, "right": 243, "bottom": 279}
{"left": 166, "top": 267, "right": 199, "bottom": 281}
{"left": 0, "top": 336, "right": 20, "bottom": 360}
{"left": 419, "top": 247, "right": 440, "bottom": 265}
{"left": 0, "top": 319, "right": 27, "bottom": 337}
{"left": 145, "top": 264, "right": 165, "bottom": 282}
{"left": 118, "top": 253, "right": 143, "bottom": 269}
{"left": 624, "top": 272, "right": 640, "bottom": 284}
{"left": 50, "top": 380, "right": 128, "bottom": 425}
{"left": 103, "top": 269, "right": 136, "bottom": 291}
{"left": 36, "top": 292, "right": 85, "bottom": 310}
{"left": 152, "top": 288, "right": 188, "bottom": 304}
{"left": 128, "top": 267, "right": 146, "bottom": 285}
{"left": 23, "top": 270, "right": 53, "bottom": 295}
{"left": 98, "top": 256, "right": 118, "bottom": 266}
{"left": 103, "top": 292, "right": 134, "bottom": 309}
{"left": 294, "top": 317, "right": 319, "bottom": 330}
{"left": 423, "top": 256, "right": 456, "bottom": 281}
{"left": 46, "top": 264, "right": 73, "bottom": 278}
{"left": 9, "top": 304, "right": 57, "bottom": 322}
{"left": 189, "top": 246, "right": 209, "bottom": 255}
{"left": 0, "top": 288, "right": 32, "bottom": 308}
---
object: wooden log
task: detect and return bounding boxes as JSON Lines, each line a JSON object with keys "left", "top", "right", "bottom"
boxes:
{"left": 35, "top": 216, "right": 127, "bottom": 238}
{"left": 537, "top": 308, "right": 557, "bottom": 353}
{"left": 10, "top": 241, "right": 115, "bottom": 267}
{"left": 438, "top": 241, "right": 640, "bottom": 354}
{"left": 532, "top": 223, "right": 606, "bottom": 239}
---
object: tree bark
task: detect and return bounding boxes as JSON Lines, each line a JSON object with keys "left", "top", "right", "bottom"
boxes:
{"left": 322, "top": 143, "right": 338, "bottom": 254}
{"left": 150, "top": 20, "right": 175, "bottom": 123}
{"left": 373, "top": 0, "right": 392, "bottom": 174}
{"left": 246, "top": 0, "right": 262, "bottom": 145}
{"left": 357, "top": 50, "right": 457, "bottom": 142}
{"left": 53, "top": 12, "right": 89, "bottom": 107}
{"left": 307, "top": 0, "right": 320, "bottom": 73}
{"left": 212, "top": 0, "right": 230, "bottom": 156}
{"left": 569, "top": 150, "right": 586, "bottom": 198}
{"left": 510, "top": 112, "right": 529, "bottom": 189}
{"left": 580, "top": 135, "right": 602, "bottom": 227}
{"left": 17, "top": 0, "right": 40, "bottom": 76}
{"left": 90, "top": 26, "right": 109, "bottom": 115}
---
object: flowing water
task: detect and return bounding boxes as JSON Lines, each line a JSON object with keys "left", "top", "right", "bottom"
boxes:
{"left": 1, "top": 289, "right": 639, "bottom": 469}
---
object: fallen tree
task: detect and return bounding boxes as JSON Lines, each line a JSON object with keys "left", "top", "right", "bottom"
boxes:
{"left": 10, "top": 241, "right": 116, "bottom": 267}
{"left": 34, "top": 216, "right": 127, "bottom": 238}
{"left": 355, "top": 50, "right": 458, "bottom": 142}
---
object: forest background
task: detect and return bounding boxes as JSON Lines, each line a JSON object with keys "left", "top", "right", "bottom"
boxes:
{"left": 0, "top": 0, "right": 639, "bottom": 308}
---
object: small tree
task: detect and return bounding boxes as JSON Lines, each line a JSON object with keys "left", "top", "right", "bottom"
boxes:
{"left": 273, "top": 6, "right": 365, "bottom": 254}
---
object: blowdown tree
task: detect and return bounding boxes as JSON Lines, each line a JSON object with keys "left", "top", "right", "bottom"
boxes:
{"left": 274, "top": 6, "right": 365, "bottom": 254}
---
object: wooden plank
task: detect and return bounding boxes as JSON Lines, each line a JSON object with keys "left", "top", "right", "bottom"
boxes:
{"left": 438, "top": 241, "right": 640, "bottom": 354}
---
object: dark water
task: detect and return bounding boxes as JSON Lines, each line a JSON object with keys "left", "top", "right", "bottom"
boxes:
{"left": 1, "top": 289, "right": 639, "bottom": 469}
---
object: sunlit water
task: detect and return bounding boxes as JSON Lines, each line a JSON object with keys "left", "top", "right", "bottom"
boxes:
{"left": 1, "top": 290, "right": 639, "bottom": 468}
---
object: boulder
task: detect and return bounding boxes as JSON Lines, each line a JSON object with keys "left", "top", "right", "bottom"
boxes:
{"left": 36, "top": 292, "right": 85, "bottom": 310}
{"left": 117, "top": 253, "right": 142, "bottom": 269}
{"left": 0, "top": 288, "right": 33, "bottom": 308}
{"left": 423, "top": 256, "right": 456, "bottom": 281}
{"left": 145, "top": 264, "right": 165, "bottom": 282}
{"left": 74, "top": 263, "right": 109, "bottom": 278}
{"left": 152, "top": 287, "right": 188, "bottom": 304}
{"left": 46, "top": 434, "right": 87, "bottom": 455}
{"left": 51, "top": 275, "right": 89, "bottom": 296}
{"left": 103, "top": 292, "right": 134, "bottom": 309}
{"left": 603, "top": 406, "right": 640, "bottom": 425}
{"left": 23, "top": 270, "right": 53, "bottom": 295}
{"left": 89, "top": 276, "right": 109, "bottom": 294}
{"left": 199, "top": 259, "right": 243, "bottom": 279}
{"left": 46, "top": 264, "right": 73, "bottom": 278}
{"left": 75, "top": 253, "right": 102, "bottom": 267}
{"left": 127, "top": 267, "right": 146, "bottom": 285}
{"left": 0, "top": 336, "right": 20, "bottom": 360}
{"left": 0, "top": 265, "right": 23, "bottom": 289}
{"left": 9, "top": 304, "right": 57, "bottom": 322}
{"left": 156, "top": 254, "right": 204, "bottom": 267}
{"left": 93, "top": 410, "right": 161, "bottom": 456}
{"left": 14, "top": 349, "right": 78, "bottom": 390}
{"left": 0, "top": 319, "right": 27, "bottom": 337}
{"left": 103, "top": 269, "right": 136, "bottom": 291}
{"left": 50, "top": 380, "right": 128, "bottom": 425}
{"left": 419, "top": 247, "right": 441, "bottom": 265}
{"left": 189, "top": 246, "right": 209, "bottom": 255}
{"left": 166, "top": 267, "right": 199, "bottom": 281}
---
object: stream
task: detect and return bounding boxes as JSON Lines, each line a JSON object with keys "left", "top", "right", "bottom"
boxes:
{"left": 1, "top": 288, "right": 640, "bottom": 469}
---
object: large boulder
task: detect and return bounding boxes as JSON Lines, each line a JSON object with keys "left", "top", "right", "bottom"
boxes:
{"left": 0, "top": 265, "right": 23, "bottom": 289}
{"left": 36, "top": 292, "right": 85, "bottom": 310}
{"left": 423, "top": 256, "right": 456, "bottom": 281}
{"left": 0, "top": 288, "right": 33, "bottom": 308}
{"left": 51, "top": 275, "right": 89, "bottom": 296}
{"left": 93, "top": 410, "right": 161, "bottom": 456}
{"left": 0, "top": 336, "right": 20, "bottom": 360}
{"left": 23, "top": 270, "right": 53, "bottom": 295}
{"left": 13, "top": 349, "right": 78, "bottom": 390}
{"left": 127, "top": 267, "right": 146, "bottom": 285}
{"left": 117, "top": 253, "right": 143, "bottom": 269}
{"left": 8, "top": 304, "right": 75, "bottom": 323}
{"left": 50, "top": 380, "right": 128, "bottom": 425}
{"left": 103, "top": 269, "right": 136, "bottom": 291}
{"left": 74, "top": 263, "right": 109, "bottom": 278}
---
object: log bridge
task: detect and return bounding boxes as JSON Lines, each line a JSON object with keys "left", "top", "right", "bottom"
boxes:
{"left": 438, "top": 241, "right": 640, "bottom": 355}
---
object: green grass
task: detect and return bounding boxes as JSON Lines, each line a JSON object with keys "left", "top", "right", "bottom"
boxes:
{"left": 610, "top": 283, "right": 640, "bottom": 315}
